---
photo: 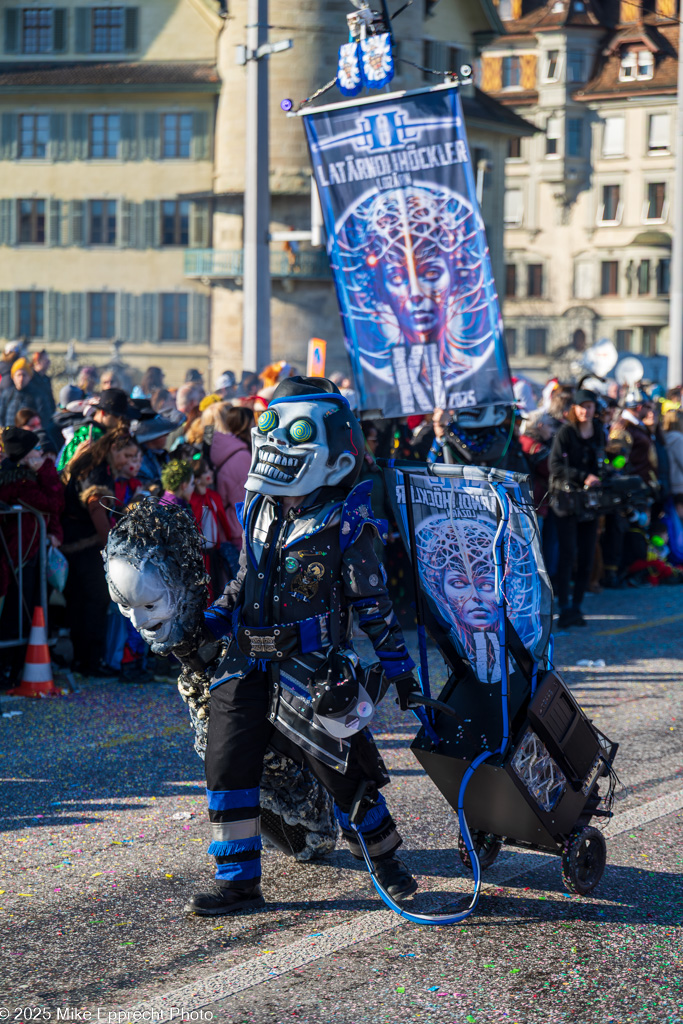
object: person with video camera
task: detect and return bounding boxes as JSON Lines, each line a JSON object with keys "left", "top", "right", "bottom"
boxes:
{"left": 549, "top": 389, "right": 602, "bottom": 629}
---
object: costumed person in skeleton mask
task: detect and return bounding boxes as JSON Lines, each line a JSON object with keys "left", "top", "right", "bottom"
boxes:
{"left": 115, "top": 376, "right": 419, "bottom": 916}
{"left": 104, "top": 499, "right": 339, "bottom": 865}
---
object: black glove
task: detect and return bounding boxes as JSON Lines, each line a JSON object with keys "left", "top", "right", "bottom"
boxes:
{"left": 393, "top": 673, "right": 422, "bottom": 712}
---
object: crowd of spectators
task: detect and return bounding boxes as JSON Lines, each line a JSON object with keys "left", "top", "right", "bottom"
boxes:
{"left": 1, "top": 340, "right": 681, "bottom": 686}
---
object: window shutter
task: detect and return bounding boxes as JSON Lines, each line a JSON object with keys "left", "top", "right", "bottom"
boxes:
{"left": 1, "top": 113, "right": 18, "bottom": 160}
{"left": 142, "top": 293, "right": 158, "bottom": 341}
{"left": 53, "top": 9, "right": 68, "bottom": 53}
{"left": 142, "top": 200, "right": 160, "bottom": 248}
{"left": 75, "top": 8, "right": 91, "bottom": 53}
{"left": 602, "top": 117, "right": 624, "bottom": 157}
{"left": 142, "top": 112, "right": 160, "bottom": 160}
{"left": 48, "top": 199, "right": 62, "bottom": 246}
{"left": 120, "top": 292, "right": 135, "bottom": 341}
{"left": 69, "top": 200, "right": 84, "bottom": 246}
{"left": 504, "top": 189, "right": 523, "bottom": 225}
{"left": 0, "top": 293, "right": 13, "bottom": 340}
{"left": 121, "top": 112, "right": 138, "bottom": 160}
{"left": 191, "top": 292, "right": 210, "bottom": 343}
{"left": 120, "top": 200, "right": 131, "bottom": 248}
{"left": 70, "top": 112, "right": 88, "bottom": 160}
{"left": 4, "top": 9, "right": 19, "bottom": 54}
{"left": 48, "top": 291, "right": 67, "bottom": 342}
{"left": 50, "top": 113, "right": 67, "bottom": 161}
{"left": 649, "top": 113, "right": 670, "bottom": 150}
{"left": 190, "top": 202, "right": 210, "bottom": 248}
{"left": 192, "top": 110, "right": 211, "bottom": 161}
{"left": 124, "top": 8, "right": 139, "bottom": 52}
{"left": 69, "top": 292, "right": 86, "bottom": 341}
{"left": 0, "top": 199, "right": 12, "bottom": 245}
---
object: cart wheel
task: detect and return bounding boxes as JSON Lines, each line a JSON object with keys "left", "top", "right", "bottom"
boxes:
{"left": 561, "top": 826, "right": 606, "bottom": 895}
{"left": 458, "top": 830, "right": 501, "bottom": 872}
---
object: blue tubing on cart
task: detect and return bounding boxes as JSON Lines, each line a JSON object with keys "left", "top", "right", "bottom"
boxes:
{"left": 352, "top": 480, "right": 514, "bottom": 926}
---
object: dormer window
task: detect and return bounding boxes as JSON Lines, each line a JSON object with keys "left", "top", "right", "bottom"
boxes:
{"left": 620, "top": 50, "right": 654, "bottom": 82}
{"left": 637, "top": 51, "right": 654, "bottom": 80}
{"left": 619, "top": 52, "right": 637, "bottom": 81}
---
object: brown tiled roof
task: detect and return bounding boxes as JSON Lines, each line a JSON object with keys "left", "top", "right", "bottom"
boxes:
{"left": 574, "top": 22, "right": 678, "bottom": 99}
{"left": 490, "top": 89, "right": 539, "bottom": 106}
{"left": 501, "top": 0, "right": 606, "bottom": 40}
{"left": 0, "top": 61, "right": 220, "bottom": 91}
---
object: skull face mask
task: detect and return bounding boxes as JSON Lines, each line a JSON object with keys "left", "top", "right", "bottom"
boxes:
{"left": 107, "top": 556, "right": 181, "bottom": 650}
{"left": 246, "top": 389, "right": 361, "bottom": 497}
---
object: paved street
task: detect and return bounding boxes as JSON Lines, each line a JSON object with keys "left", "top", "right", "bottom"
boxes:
{"left": 1, "top": 585, "right": 682, "bottom": 1024}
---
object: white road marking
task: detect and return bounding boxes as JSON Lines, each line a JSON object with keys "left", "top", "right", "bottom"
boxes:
{"left": 120, "top": 787, "right": 683, "bottom": 1016}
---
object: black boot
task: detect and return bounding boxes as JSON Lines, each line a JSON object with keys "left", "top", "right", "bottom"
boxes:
{"left": 185, "top": 881, "right": 265, "bottom": 916}
{"left": 372, "top": 855, "right": 418, "bottom": 902}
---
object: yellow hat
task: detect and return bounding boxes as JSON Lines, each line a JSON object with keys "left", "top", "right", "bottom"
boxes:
{"left": 11, "top": 357, "right": 32, "bottom": 376}
{"left": 199, "top": 393, "right": 222, "bottom": 412}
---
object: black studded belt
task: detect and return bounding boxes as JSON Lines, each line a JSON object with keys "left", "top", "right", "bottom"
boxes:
{"left": 235, "top": 612, "right": 331, "bottom": 661}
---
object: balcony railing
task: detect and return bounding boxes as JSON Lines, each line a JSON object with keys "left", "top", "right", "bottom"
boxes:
{"left": 184, "top": 249, "right": 331, "bottom": 280}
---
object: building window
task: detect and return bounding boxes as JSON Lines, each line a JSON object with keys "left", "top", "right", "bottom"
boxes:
{"left": 574, "top": 262, "right": 593, "bottom": 300}
{"left": 22, "top": 8, "right": 53, "bottom": 54}
{"left": 599, "top": 184, "right": 621, "bottom": 224}
{"left": 504, "top": 189, "right": 523, "bottom": 226}
{"left": 572, "top": 329, "right": 586, "bottom": 352}
{"left": 657, "top": 258, "right": 671, "bottom": 296}
{"left": 88, "top": 200, "right": 117, "bottom": 245}
{"left": 601, "top": 261, "right": 619, "bottom": 295}
{"left": 567, "top": 50, "right": 586, "bottom": 83}
{"left": 545, "top": 50, "right": 559, "bottom": 81}
{"left": 505, "top": 263, "right": 517, "bottom": 298}
{"left": 637, "top": 51, "right": 654, "bottom": 80}
{"left": 648, "top": 114, "right": 670, "bottom": 153}
{"left": 162, "top": 201, "right": 190, "bottom": 246}
{"left": 526, "top": 328, "right": 547, "bottom": 355}
{"left": 527, "top": 264, "right": 544, "bottom": 297}
{"left": 89, "top": 114, "right": 121, "bottom": 159}
{"left": 19, "top": 114, "right": 50, "bottom": 159}
{"left": 638, "top": 260, "right": 651, "bottom": 295}
{"left": 160, "top": 294, "right": 189, "bottom": 340}
{"left": 88, "top": 293, "right": 116, "bottom": 339}
{"left": 642, "top": 327, "right": 659, "bottom": 356}
{"left": 546, "top": 117, "right": 561, "bottom": 157}
{"left": 502, "top": 55, "right": 521, "bottom": 89}
{"left": 566, "top": 118, "right": 583, "bottom": 157}
{"left": 92, "top": 7, "right": 125, "bottom": 53}
{"left": 162, "top": 114, "right": 193, "bottom": 159}
{"left": 18, "top": 199, "right": 45, "bottom": 244}
{"left": 619, "top": 52, "right": 637, "bottom": 81}
{"left": 645, "top": 182, "right": 667, "bottom": 221}
{"left": 18, "top": 292, "right": 44, "bottom": 338}
{"left": 616, "top": 329, "right": 632, "bottom": 352}
{"left": 507, "top": 137, "right": 521, "bottom": 159}
{"left": 602, "top": 117, "right": 625, "bottom": 157}
{"left": 504, "top": 327, "right": 516, "bottom": 355}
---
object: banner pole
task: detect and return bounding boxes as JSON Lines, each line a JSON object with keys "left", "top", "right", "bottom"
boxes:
{"left": 402, "top": 469, "right": 433, "bottom": 708}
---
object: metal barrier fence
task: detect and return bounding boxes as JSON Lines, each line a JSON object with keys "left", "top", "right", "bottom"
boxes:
{"left": 0, "top": 502, "right": 48, "bottom": 650}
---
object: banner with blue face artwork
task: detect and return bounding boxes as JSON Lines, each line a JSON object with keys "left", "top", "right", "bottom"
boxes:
{"left": 301, "top": 83, "right": 513, "bottom": 419}
{"left": 384, "top": 464, "right": 552, "bottom": 685}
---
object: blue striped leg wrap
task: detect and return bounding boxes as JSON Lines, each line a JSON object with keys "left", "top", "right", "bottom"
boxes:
{"left": 206, "top": 786, "right": 262, "bottom": 883}
{"left": 334, "top": 792, "right": 400, "bottom": 861}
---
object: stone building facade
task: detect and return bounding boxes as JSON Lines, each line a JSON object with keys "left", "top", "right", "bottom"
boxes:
{"left": 0, "top": 0, "right": 533, "bottom": 387}
{"left": 481, "top": 0, "right": 677, "bottom": 382}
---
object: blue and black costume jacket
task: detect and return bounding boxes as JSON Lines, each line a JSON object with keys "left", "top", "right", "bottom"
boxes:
{"left": 204, "top": 479, "right": 415, "bottom": 774}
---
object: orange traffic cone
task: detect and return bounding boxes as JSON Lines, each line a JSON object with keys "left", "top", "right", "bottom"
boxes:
{"left": 9, "top": 607, "right": 59, "bottom": 698}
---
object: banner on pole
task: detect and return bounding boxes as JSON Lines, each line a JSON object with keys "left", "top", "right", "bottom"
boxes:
{"left": 302, "top": 84, "right": 513, "bottom": 418}
{"left": 384, "top": 465, "right": 552, "bottom": 685}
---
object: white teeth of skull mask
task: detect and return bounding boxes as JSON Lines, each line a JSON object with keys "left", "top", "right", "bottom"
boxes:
{"left": 246, "top": 399, "right": 356, "bottom": 496}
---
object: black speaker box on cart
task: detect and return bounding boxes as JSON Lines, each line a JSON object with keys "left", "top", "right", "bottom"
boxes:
{"left": 412, "top": 657, "right": 618, "bottom": 891}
